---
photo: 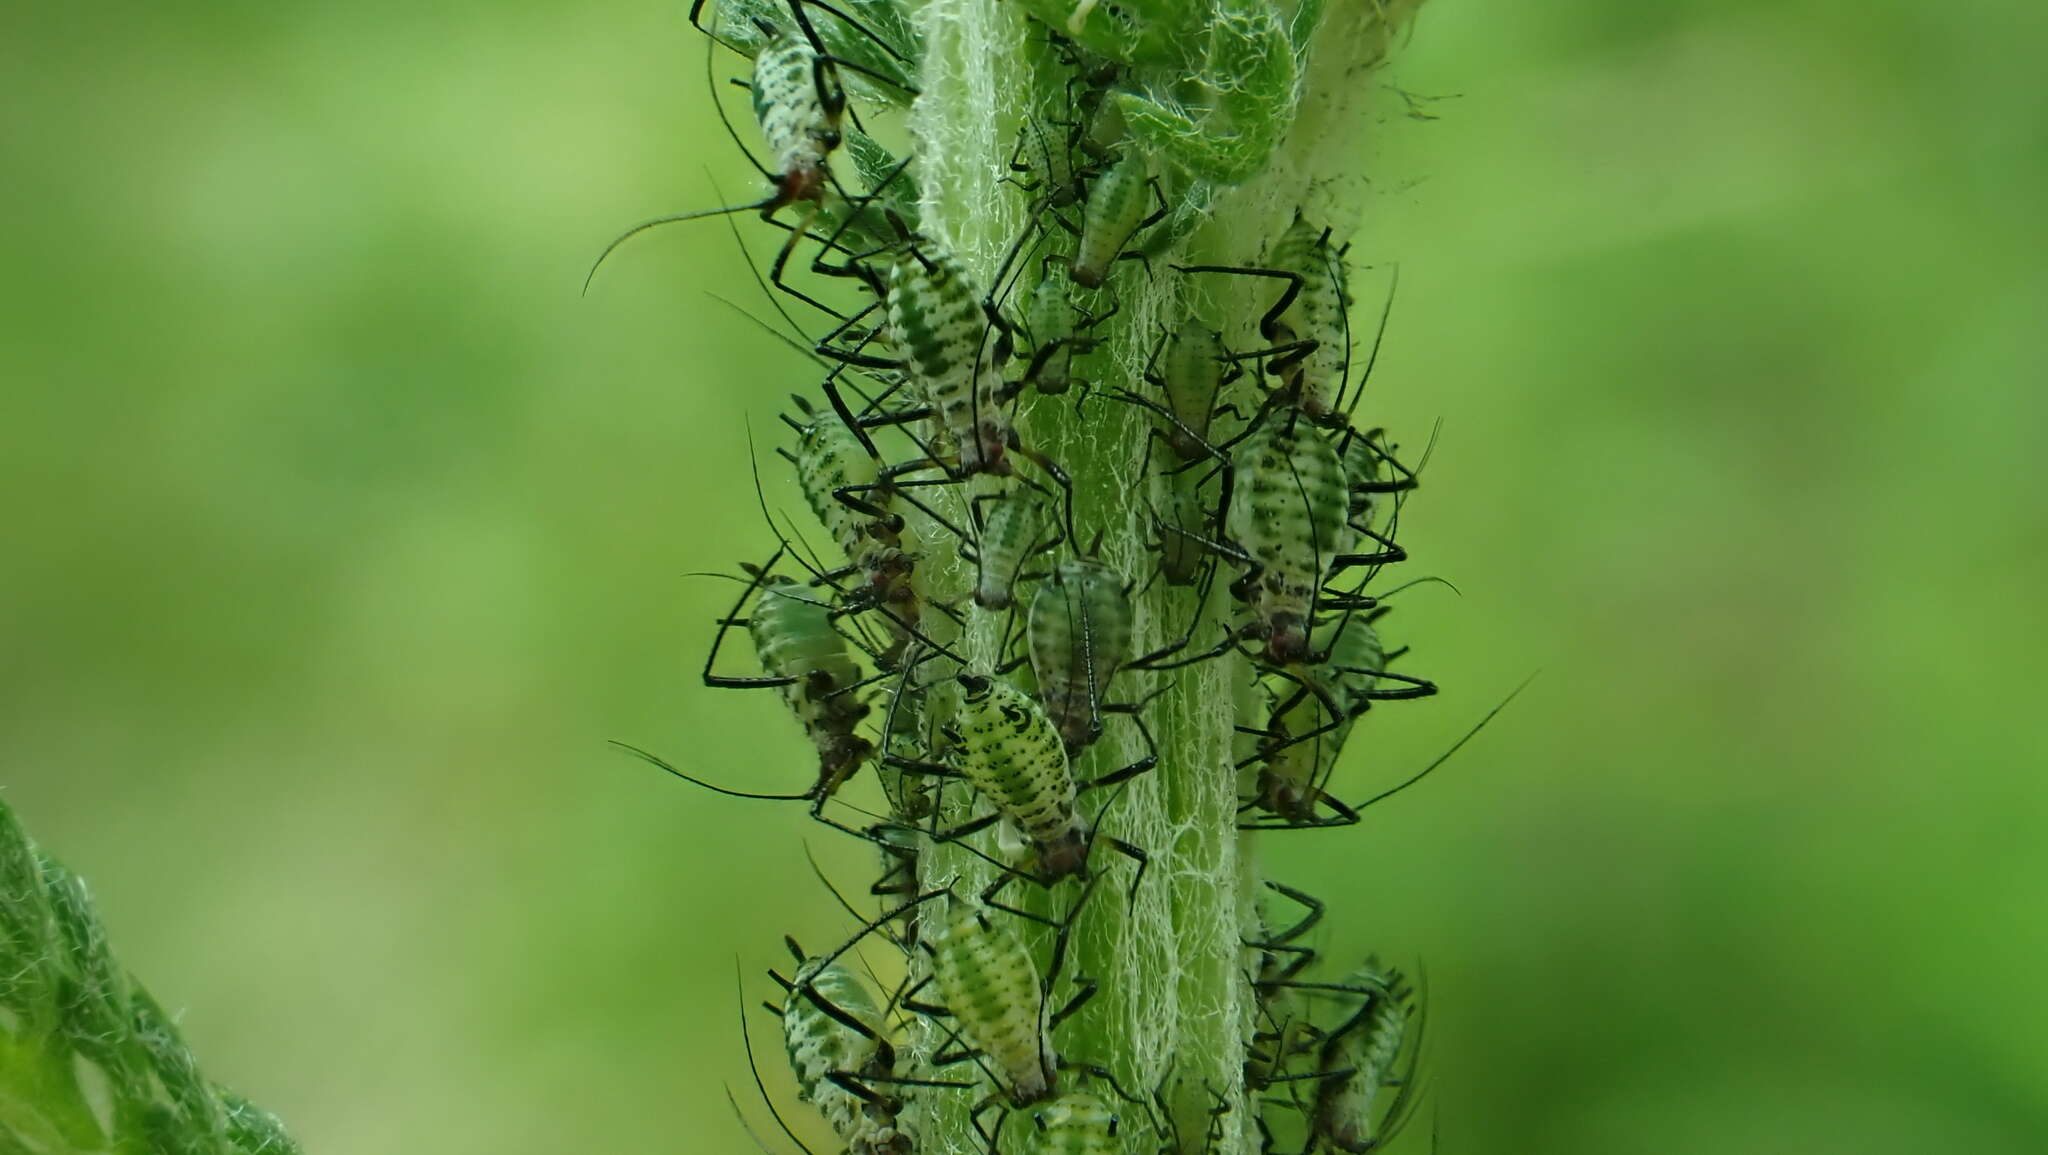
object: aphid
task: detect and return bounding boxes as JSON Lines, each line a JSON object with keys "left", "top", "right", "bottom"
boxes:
{"left": 584, "top": 7, "right": 853, "bottom": 295}
{"left": 1256, "top": 613, "right": 1384, "bottom": 821}
{"left": 949, "top": 674, "right": 1088, "bottom": 877}
{"left": 1225, "top": 416, "right": 1354, "bottom": 666}
{"left": 1023, "top": 280, "right": 1080, "bottom": 395}
{"left": 1153, "top": 468, "right": 1211, "bottom": 588}
{"left": 927, "top": 899, "right": 1056, "bottom": 1105}
{"left": 1243, "top": 883, "right": 1325, "bottom": 1093}
{"left": 749, "top": 574, "right": 875, "bottom": 789}
{"left": 780, "top": 393, "right": 921, "bottom": 649}
{"left": 1068, "top": 153, "right": 1161, "bottom": 289}
{"left": 1027, "top": 1090, "right": 1120, "bottom": 1155}
{"left": 1011, "top": 116, "right": 1081, "bottom": 209}
{"left": 1026, "top": 556, "right": 1133, "bottom": 753}
{"left": 1309, "top": 964, "right": 1420, "bottom": 1153}
{"left": 780, "top": 956, "right": 912, "bottom": 1155}
{"left": 886, "top": 248, "right": 1011, "bottom": 475}
{"left": 970, "top": 491, "right": 1050, "bottom": 610}
{"left": 1153, "top": 326, "right": 1227, "bottom": 461}
{"left": 748, "top": 22, "right": 848, "bottom": 209}
{"left": 1263, "top": 214, "right": 1349, "bottom": 417}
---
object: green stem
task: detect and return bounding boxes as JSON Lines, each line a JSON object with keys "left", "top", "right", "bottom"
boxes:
{"left": 895, "top": 2, "right": 1425, "bottom": 1149}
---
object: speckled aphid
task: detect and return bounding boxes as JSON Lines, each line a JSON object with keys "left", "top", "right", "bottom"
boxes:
{"left": 968, "top": 490, "right": 1052, "bottom": 610}
{"left": 1026, "top": 1090, "right": 1121, "bottom": 1155}
{"left": 1177, "top": 219, "right": 1398, "bottom": 424}
{"left": 779, "top": 955, "right": 912, "bottom": 1155}
{"left": 586, "top": 0, "right": 916, "bottom": 298}
{"left": 925, "top": 898, "right": 1059, "bottom": 1105}
{"left": 745, "top": 572, "right": 875, "bottom": 790}
{"left": 1252, "top": 609, "right": 1428, "bottom": 822}
{"left": 887, "top": 247, "right": 1013, "bottom": 475}
{"left": 1026, "top": 555, "right": 1133, "bottom": 752}
{"left": 1225, "top": 415, "right": 1358, "bottom": 666}
{"left": 896, "top": 674, "right": 1154, "bottom": 888}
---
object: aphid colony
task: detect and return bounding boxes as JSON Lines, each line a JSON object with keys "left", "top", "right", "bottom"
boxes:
{"left": 596, "top": 0, "right": 1466, "bottom": 1150}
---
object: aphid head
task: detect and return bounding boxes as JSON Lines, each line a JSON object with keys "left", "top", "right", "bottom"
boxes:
{"left": 1264, "top": 612, "right": 1310, "bottom": 665}
{"left": 1034, "top": 822, "right": 1091, "bottom": 880}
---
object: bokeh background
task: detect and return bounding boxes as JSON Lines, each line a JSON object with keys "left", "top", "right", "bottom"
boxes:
{"left": 4, "top": 0, "right": 2044, "bottom": 1150}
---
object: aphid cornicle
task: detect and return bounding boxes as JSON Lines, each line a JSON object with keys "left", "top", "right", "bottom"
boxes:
{"left": 928, "top": 899, "right": 1055, "bottom": 1105}
{"left": 1311, "top": 964, "right": 1419, "bottom": 1154}
{"left": 1028, "top": 1090, "right": 1119, "bottom": 1154}
{"left": 886, "top": 249, "right": 1011, "bottom": 475}
{"left": 1068, "top": 153, "right": 1153, "bottom": 289}
{"left": 1226, "top": 416, "right": 1353, "bottom": 666}
{"left": 972, "top": 492, "right": 1048, "bottom": 610}
{"left": 750, "top": 575, "right": 874, "bottom": 788}
{"left": 782, "top": 957, "right": 911, "bottom": 1155}
{"left": 1026, "top": 557, "right": 1133, "bottom": 753}
{"left": 950, "top": 674, "right": 1088, "bottom": 877}
{"left": 1265, "top": 214, "right": 1348, "bottom": 417}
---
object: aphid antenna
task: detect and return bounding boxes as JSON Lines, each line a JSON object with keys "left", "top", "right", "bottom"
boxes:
{"left": 1333, "top": 264, "right": 1399, "bottom": 427}
{"left": 611, "top": 738, "right": 817, "bottom": 803}
{"left": 731, "top": 962, "right": 822, "bottom": 1155}
{"left": 721, "top": 1085, "right": 790, "bottom": 1155}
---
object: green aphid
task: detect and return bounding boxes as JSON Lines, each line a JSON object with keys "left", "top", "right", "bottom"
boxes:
{"left": 1157, "top": 326, "right": 1225, "bottom": 461}
{"left": 951, "top": 675, "right": 1089, "bottom": 878}
{"left": 1027, "top": 557, "right": 1132, "bottom": 753}
{"left": 1311, "top": 964, "right": 1419, "bottom": 1154}
{"left": 1258, "top": 615, "right": 1384, "bottom": 821}
{"left": 886, "top": 249, "right": 1010, "bottom": 474}
{"left": 1153, "top": 467, "right": 1209, "bottom": 588}
{"left": 1225, "top": 418, "right": 1352, "bottom": 665}
{"left": 928, "top": 899, "right": 1055, "bottom": 1104}
{"left": 1015, "top": 116, "right": 1080, "bottom": 209}
{"left": 1068, "top": 154, "right": 1153, "bottom": 289}
{"left": 1024, "top": 281, "right": 1079, "bottom": 394}
{"left": 751, "top": 576, "right": 873, "bottom": 790}
{"left": 1027, "top": 1090, "right": 1120, "bottom": 1155}
{"left": 750, "top": 28, "right": 847, "bottom": 208}
{"left": 783, "top": 958, "right": 910, "bottom": 1155}
{"left": 1266, "top": 214, "right": 1349, "bottom": 417}
{"left": 972, "top": 492, "right": 1048, "bottom": 610}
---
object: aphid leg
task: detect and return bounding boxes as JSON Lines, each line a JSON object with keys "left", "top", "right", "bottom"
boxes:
{"left": 702, "top": 553, "right": 800, "bottom": 690}
{"left": 1248, "top": 880, "right": 1326, "bottom": 985}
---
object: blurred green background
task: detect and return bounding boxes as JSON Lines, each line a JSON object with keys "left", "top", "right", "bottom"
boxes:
{"left": 3, "top": 0, "right": 2043, "bottom": 1150}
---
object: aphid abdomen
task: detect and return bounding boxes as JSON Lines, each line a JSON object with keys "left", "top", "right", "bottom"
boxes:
{"left": 974, "top": 493, "right": 1046, "bottom": 610}
{"left": 1160, "top": 327, "right": 1223, "bottom": 460}
{"left": 887, "top": 251, "right": 1009, "bottom": 474}
{"left": 1028, "top": 1090, "right": 1119, "bottom": 1155}
{"left": 1226, "top": 420, "right": 1352, "bottom": 665}
{"left": 1026, "top": 558, "right": 1133, "bottom": 752}
{"left": 1069, "top": 154, "right": 1147, "bottom": 289}
{"left": 1266, "top": 215, "right": 1348, "bottom": 416}
{"left": 784, "top": 959, "right": 897, "bottom": 1149}
{"left": 751, "top": 578, "right": 873, "bottom": 785}
{"left": 751, "top": 33, "right": 845, "bottom": 205}
{"left": 930, "top": 901, "right": 1054, "bottom": 1104}
{"left": 952, "top": 675, "right": 1086, "bottom": 876}
{"left": 1313, "top": 966, "right": 1415, "bottom": 1154}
